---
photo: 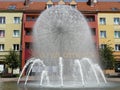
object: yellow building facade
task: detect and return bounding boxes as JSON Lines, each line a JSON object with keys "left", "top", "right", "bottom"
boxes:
{"left": 0, "top": 12, "right": 23, "bottom": 72}
{"left": 98, "top": 13, "right": 120, "bottom": 62}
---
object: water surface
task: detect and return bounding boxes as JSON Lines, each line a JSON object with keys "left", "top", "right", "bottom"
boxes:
{"left": 1, "top": 81, "right": 120, "bottom": 90}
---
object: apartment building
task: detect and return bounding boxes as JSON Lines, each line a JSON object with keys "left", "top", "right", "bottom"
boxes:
{"left": 0, "top": 1, "right": 24, "bottom": 72}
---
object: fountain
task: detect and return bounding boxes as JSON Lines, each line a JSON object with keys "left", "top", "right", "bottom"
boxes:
{"left": 17, "top": 5, "right": 107, "bottom": 88}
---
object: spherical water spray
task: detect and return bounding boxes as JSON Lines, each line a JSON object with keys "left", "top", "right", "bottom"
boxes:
{"left": 18, "top": 5, "right": 107, "bottom": 87}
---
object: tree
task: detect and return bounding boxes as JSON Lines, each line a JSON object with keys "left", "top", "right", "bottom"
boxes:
{"left": 5, "top": 50, "right": 20, "bottom": 75}
{"left": 99, "top": 44, "right": 115, "bottom": 70}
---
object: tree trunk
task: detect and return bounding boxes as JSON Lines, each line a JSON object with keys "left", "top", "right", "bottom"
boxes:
{"left": 11, "top": 68, "right": 13, "bottom": 75}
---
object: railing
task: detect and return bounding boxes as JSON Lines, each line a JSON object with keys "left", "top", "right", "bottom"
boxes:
{"left": 24, "top": 21, "right": 35, "bottom": 28}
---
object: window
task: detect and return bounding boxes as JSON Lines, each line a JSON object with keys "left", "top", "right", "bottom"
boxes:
{"left": 14, "top": 17, "right": 20, "bottom": 24}
{"left": 100, "top": 44, "right": 106, "bottom": 49}
{"left": 114, "top": 31, "right": 120, "bottom": 38}
{"left": 47, "top": 4, "right": 52, "bottom": 8}
{"left": 100, "top": 31, "right": 106, "bottom": 38}
{"left": 100, "top": 18, "right": 106, "bottom": 25}
{"left": 71, "top": 5, "right": 76, "bottom": 8}
{"left": 26, "top": 15, "right": 38, "bottom": 21}
{"left": 86, "top": 16, "right": 95, "bottom": 22}
{"left": 0, "top": 30, "right": 5, "bottom": 37}
{"left": 13, "top": 44, "right": 19, "bottom": 51}
{"left": 0, "top": 44, "right": 4, "bottom": 51}
{"left": 114, "top": 18, "right": 120, "bottom": 25}
{"left": 25, "top": 29, "right": 32, "bottom": 35}
{"left": 91, "top": 28, "right": 96, "bottom": 36}
{"left": 25, "top": 42, "right": 32, "bottom": 49}
{"left": 8, "top": 5, "right": 16, "bottom": 10}
{"left": 13, "top": 30, "right": 20, "bottom": 37}
{"left": 26, "top": 17, "right": 31, "bottom": 21}
{"left": 31, "top": 17, "right": 36, "bottom": 21}
{"left": 0, "top": 17, "right": 5, "bottom": 24}
{"left": 115, "top": 44, "right": 120, "bottom": 51}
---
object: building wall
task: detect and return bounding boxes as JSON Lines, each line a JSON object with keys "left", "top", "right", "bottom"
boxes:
{"left": 98, "top": 13, "right": 120, "bottom": 61}
{"left": 85, "top": 14, "right": 99, "bottom": 47}
{"left": 22, "top": 13, "right": 39, "bottom": 68}
{"left": 0, "top": 12, "right": 23, "bottom": 72}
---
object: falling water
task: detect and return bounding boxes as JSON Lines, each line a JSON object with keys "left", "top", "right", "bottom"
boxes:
{"left": 40, "top": 70, "right": 50, "bottom": 86}
{"left": 59, "top": 57, "right": 63, "bottom": 86}
{"left": 74, "top": 60, "right": 85, "bottom": 86}
{"left": 18, "top": 5, "right": 107, "bottom": 87}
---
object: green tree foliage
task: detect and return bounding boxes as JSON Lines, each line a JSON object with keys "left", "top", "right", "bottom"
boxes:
{"left": 5, "top": 50, "right": 20, "bottom": 74}
{"left": 99, "top": 45, "right": 115, "bottom": 70}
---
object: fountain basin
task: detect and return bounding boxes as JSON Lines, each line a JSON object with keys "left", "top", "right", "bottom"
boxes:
{"left": 18, "top": 5, "right": 107, "bottom": 88}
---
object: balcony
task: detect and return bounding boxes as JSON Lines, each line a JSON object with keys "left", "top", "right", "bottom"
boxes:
{"left": 24, "top": 21, "right": 35, "bottom": 28}
{"left": 88, "top": 22, "right": 97, "bottom": 28}
{"left": 24, "top": 35, "right": 32, "bottom": 42}
{"left": 93, "top": 35, "right": 98, "bottom": 43}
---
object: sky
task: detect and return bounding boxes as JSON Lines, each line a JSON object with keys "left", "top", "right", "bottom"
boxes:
{"left": 33, "top": 0, "right": 120, "bottom": 2}
{"left": 0, "top": 0, "right": 120, "bottom": 2}
{"left": 38, "top": 0, "right": 120, "bottom": 1}
{"left": 32, "top": 0, "right": 120, "bottom": 1}
{"left": 59, "top": 0, "right": 120, "bottom": 1}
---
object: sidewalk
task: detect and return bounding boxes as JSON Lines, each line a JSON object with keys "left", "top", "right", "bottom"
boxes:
{"left": 0, "top": 77, "right": 18, "bottom": 82}
{"left": 0, "top": 76, "right": 36, "bottom": 82}
{"left": 106, "top": 77, "right": 120, "bottom": 82}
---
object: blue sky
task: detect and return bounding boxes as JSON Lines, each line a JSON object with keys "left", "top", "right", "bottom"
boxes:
{"left": 77, "top": 0, "right": 120, "bottom": 1}
{"left": 48, "top": 0, "right": 120, "bottom": 1}
{"left": 43, "top": 0, "right": 120, "bottom": 2}
{"left": 1, "top": 0, "right": 120, "bottom": 2}
{"left": 67, "top": 0, "right": 120, "bottom": 2}
{"left": 72, "top": 0, "right": 120, "bottom": 1}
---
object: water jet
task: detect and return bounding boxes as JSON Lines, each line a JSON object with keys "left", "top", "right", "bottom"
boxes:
{"left": 18, "top": 5, "right": 107, "bottom": 88}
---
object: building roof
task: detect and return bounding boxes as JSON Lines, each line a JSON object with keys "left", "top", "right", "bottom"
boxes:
{"left": 77, "top": 2, "right": 120, "bottom": 12}
{"left": 0, "top": 1, "right": 120, "bottom": 12}
{"left": 0, "top": 1, "right": 24, "bottom": 11}
{"left": 24, "top": 2, "right": 46, "bottom": 11}
{"left": 95, "top": 2, "right": 120, "bottom": 12}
